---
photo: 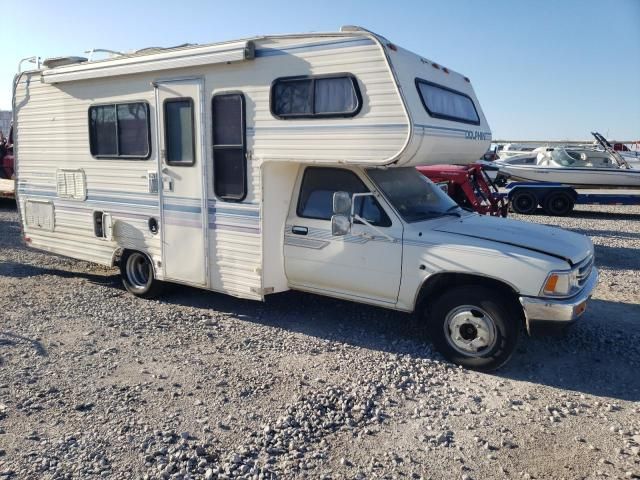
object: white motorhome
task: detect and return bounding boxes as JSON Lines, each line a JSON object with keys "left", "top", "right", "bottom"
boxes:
{"left": 13, "top": 26, "right": 597, "bottom": 369}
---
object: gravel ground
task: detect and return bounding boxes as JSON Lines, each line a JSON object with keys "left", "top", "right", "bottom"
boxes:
{"left": 0, "top": 199, "right": 639, "bottom": 480}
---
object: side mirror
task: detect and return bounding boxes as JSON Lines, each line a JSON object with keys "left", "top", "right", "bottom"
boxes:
{"left": 332, "top": 191, "right": 352, "bottom": 215}
{"left": 331, "top": 214, "right": 351, "bottom": 236}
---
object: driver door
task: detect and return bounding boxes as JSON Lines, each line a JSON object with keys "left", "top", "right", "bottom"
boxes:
{"left": 284, "top": 166, "right": 403, "bottom": 306}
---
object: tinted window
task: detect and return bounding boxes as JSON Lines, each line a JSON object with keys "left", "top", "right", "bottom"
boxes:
{"left": 297, "top": 167, "right": 391, "bottom": 227}
{"left": 164, "top": 99, "right": 195, "bottom": 165}
{"left": 272, "top": 75, "right": 361, "bottom": 118}
{"left": 416, "top": 79, "right": 480, "bottom": 125}
{"left": 212, "top": 93, "right": 246, "bottom": 201}
{"left": 89, "top": 105, "right": 117, "bottom": 156}
{"left": 89, "top": 102, "right": 150, "bottom": 158}
{"left": 273, "top": 80, "right": 312, "bottom": 116}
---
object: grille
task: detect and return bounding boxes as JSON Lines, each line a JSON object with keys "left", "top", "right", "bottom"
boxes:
{"left": 576, "top": 255, "right": 594, "bottom": 287}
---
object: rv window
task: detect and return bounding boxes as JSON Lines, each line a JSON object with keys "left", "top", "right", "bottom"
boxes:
{"left": 297, "top": 167, "right": 391, "bottom": 227}
{"left": 89, "top": 102, "right": 150, "bottom": 158}
{"left": 271, "top": 75, "right": 361, "bottom": 118}
{"left": 415, "top": 79, "right": 480, "bottom": 125}
{"left": 212, "top": 93, "right": 246, "bottom": 201}
{"left": 164, "top": 99, "right": 195, "bottom": 166}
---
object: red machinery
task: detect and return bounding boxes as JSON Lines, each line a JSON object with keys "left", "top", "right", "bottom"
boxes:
{"left": 417, "top": 163, "right": 508, "bottom": 217}
{"left": 0, "top": 125, "right": 14, "bottom": 180}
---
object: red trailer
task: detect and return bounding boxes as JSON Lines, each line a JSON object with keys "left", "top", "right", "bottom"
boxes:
{"left": 417, "top": 164, "right": 508, "bottom": 217}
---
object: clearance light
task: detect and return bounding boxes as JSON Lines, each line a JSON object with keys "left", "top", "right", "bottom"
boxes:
{"left": 24, "top": 236, "right": 32, "bottom": 243}
{"left": 432, "top": 63, "right": 440, "bottom": 69}
{"left": 386, "top": 42, "right": 397, "bottom": 51}
{"left": 442, "top": 67, "right": 450, "bottom": 74}
{"left": 464, "top": 76, "right": 471, "bottom": 83}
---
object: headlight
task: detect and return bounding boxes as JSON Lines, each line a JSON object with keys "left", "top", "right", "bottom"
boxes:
{"left": 541, "top": 268, "right": 580, "bottom": 297}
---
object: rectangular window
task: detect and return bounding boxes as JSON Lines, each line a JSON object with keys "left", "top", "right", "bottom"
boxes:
{"left": 297, "top": 167, "right": 390, "bottom": 227}
{"left": 212, "top": 93, "right": 246, "bottom": 201}
{"left": 272, "top": 74, "right": 361, "bottom": 118}
{"left": 164, "top": 98, "right": 195, "bottom": 166}
{"left": 89, "top": 102, "right": 150, "bottom": 158}
{"left": 415, "top": 79, "right": 480, "bottom": 125}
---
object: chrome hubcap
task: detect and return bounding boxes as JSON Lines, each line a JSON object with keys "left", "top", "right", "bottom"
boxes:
{"left": 444, "top": 305, "right": 497, "bottom": 356}
{"left": 125, "top": 253, "right": 151, "bottom": 289}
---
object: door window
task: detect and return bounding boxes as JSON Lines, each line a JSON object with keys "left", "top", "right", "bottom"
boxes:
{"left": 212, "top": 93, "right": 246, "bottom": 201}
{"left": 164, "top": 98, "right": 195, "bottom": 165}
{"left": 297, "top": 167, "right": 391, "bottom": 227}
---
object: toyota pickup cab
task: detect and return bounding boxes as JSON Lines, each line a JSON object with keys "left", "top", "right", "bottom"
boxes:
{"left": 283, "top": 165, "right": 598, "bottom": 370}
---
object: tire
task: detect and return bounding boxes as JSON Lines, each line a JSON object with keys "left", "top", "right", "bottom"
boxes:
{"left": 120, "top": 251, "right": 163, "bottom": 298}
{"left": 510, "top": 190, "right": 538, "bottom": 214}
{"left": 542, "top": 191, "right": 574, "bottom": 216}
{"left": 426, "top": 286, "right": 521, "bottom": 371}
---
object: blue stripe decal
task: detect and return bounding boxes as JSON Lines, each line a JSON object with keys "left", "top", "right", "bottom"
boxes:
{"left": 247, "top": 123, "right": 407, "bottom": 134}
{"left": 87, "top": 195, "right": 159, "bottom": 207}
{"left": 255, "top": 38, "right": 375, "bottom": 58}
{"left": 164, "top": 204, "right": 202, "bottom": 213}
{"left": 416, "top": 123, "right": 492, "bottom": 139}
{"left": 208, "top": 207, "right": 260, "bottom": 217}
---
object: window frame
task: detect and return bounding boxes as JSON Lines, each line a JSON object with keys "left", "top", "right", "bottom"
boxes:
{"left": 88, "top": 101, "right": 152, "bottom": 159}
{"left": 212, "top": 91, "right": 247, "bottom": 202}
{"left": 296, "top": 166, "right": 391, "bottom": 227}
{"left": 163, "top": 97, "right": 196, "bottom": 167}
{"left": 415, "top": 78, "right": 481, "bottom": 126}
{"left": 270, "top": 73, "right": 363, "bottom": 120}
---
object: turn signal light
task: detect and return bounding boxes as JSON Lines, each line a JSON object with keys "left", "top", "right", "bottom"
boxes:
{"left": 543, "top": 274, "right": 559, "bottom": 294}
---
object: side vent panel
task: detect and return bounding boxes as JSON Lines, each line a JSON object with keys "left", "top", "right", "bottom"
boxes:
{"left": 25, "top": 200, "right": 55, "bottom": 231}
{"left": 56, "top": 169, "right": 87, "bottom": 200}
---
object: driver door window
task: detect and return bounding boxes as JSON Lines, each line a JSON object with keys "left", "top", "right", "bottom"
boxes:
{"left": 297, "top": 167, "right": 391, "bottom": 227}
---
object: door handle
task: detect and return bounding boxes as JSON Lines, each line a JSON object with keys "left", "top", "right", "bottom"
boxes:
{"left": 291, "top": 226, "right": 308, "bottom": 235}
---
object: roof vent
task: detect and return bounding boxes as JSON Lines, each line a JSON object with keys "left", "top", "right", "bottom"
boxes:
{"left": 43, "top": 56, "right": 88, "bottom": 69}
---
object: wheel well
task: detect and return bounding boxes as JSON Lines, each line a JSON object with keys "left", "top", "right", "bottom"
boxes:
{"left": 416, "top": 273, "right": 523, "bottom": 322}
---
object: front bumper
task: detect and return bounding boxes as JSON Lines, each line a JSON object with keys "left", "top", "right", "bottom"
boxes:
{"left": 519, "top": 267, "right": 599, "bottom": 333}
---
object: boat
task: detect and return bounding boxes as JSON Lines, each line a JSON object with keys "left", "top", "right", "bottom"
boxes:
{"left": 495, "top": 132, "right": 640, "bottom": 188}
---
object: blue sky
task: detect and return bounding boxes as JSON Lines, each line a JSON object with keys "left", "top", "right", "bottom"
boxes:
{"left": 2, "top": 0, "right": 638, "bottom": 140}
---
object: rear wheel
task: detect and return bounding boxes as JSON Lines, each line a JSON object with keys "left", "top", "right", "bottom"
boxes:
{"left": 542, "top": 191, "right": 574, "bottom": 216}
{"left": 510, "top": 190, "right": 538, "bottom": 214}
{"left": 120, "top": 251, "right": 163, "bottom": 298}
{"left": 426, "top": 287, "right": 520, "bottom": 371}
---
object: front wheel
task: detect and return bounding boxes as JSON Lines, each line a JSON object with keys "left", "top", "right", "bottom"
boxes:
{"left": 426, "top": 286, "right": 521, "bottom": 371}
{"left": 120, "top": 251, "right": 163, "bottom": 298}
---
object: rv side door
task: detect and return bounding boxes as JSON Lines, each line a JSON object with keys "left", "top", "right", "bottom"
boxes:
{"left": 283, "top": 166, "right": 403, "bottom": 306}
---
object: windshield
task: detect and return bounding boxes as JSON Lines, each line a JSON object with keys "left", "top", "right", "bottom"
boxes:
{"left": 366, "top": 167, "right": 460, "bottom": 222}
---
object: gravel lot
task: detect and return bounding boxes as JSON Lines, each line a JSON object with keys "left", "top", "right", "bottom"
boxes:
{"left": 1, "top": 199, "right": 639, "bottom": 479}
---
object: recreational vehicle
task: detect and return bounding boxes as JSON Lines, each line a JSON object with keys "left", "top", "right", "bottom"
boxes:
{"left": 12, "top": 26, "right": 597, "bottom": 370}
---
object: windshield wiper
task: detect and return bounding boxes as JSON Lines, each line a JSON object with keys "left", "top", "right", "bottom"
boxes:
{"left": 414, "top": 209, "right": 461, "bottom": 220}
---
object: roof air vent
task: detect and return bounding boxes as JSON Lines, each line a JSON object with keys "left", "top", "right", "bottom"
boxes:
{"left": 43, "top": 56, "right": 88, "bottom": 69}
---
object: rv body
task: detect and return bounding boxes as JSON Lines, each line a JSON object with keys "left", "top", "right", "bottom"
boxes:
{"left": 13, "top": 27, "right": 597, "bottom": 369}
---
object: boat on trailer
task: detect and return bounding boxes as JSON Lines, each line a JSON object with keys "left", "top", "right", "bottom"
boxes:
{"left": 496, "top": 132, "right": 640, "bottom": 188}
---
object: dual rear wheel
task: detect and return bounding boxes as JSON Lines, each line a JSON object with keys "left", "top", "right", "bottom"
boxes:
{"left": 119, "top": 251, "right": 163, "bottom": 298}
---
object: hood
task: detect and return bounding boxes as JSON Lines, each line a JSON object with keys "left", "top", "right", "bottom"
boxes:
{"left": 431, "top": 214, "right": 592, "bottom": 265}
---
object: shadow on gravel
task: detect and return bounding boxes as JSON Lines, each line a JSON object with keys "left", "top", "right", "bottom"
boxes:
{"left": 592, "top": 244, "right": 640, "bottom": 270}
{"left": 0, "top": 331, "right": 48, "bottom": 357}
{"left": 0, "top": 261, "right": 121, "bottom": 287}
{"left": 569, "top": 209, "right": 640, "bottom": 222}
{"left": 161, "top": 286, "right": 432, "bottom": 357}
{"left": 502, "top": 298, "right": 640, "bottom": 402}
